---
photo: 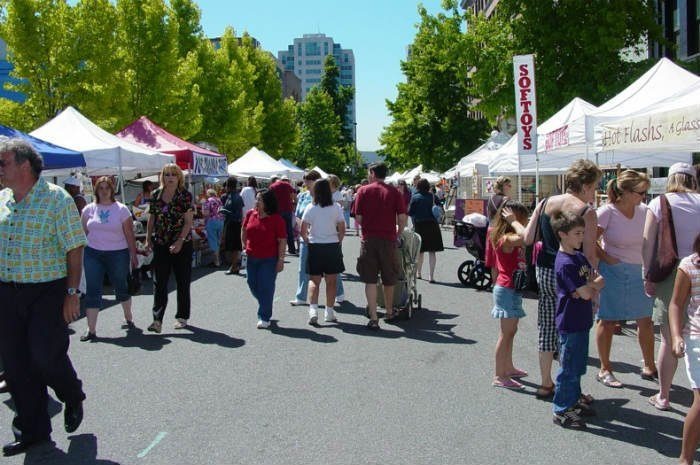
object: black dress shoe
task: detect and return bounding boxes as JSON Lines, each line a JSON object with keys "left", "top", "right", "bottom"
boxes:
{"left": 64, "top": 401, "right": 83, "bottom": 433}
{"left": 3, "top": 437, "right": 49, "bottom": 456}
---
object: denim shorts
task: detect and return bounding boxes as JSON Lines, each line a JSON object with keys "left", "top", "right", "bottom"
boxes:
{"left": 84, "top": 247, "right": 130, "bottom": 308}
{"left": 491, "top": 285, "right": 526, "bottom": 319}
{"left": 684, "top": 335, "right": 700, "bottom": 389}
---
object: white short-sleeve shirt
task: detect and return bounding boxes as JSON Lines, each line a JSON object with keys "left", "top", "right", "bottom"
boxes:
{"left": 302, "top": 203, "right": 344, "bottom": 244}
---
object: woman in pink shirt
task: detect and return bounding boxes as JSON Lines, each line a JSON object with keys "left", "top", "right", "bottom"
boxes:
{"left": 80, "top": 177, "right": 138, "bottom": 341}
{"left": 595, "top": 170, "right": 655, "bottom": 388}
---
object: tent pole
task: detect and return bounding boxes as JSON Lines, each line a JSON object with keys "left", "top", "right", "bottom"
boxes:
{"left": 118, "top": 150, "right": 125, "bottom": 203}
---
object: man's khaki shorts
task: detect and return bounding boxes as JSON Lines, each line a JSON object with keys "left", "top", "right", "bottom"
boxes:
{"left": 356, "top": 237, "right": 399, "bottom": 285}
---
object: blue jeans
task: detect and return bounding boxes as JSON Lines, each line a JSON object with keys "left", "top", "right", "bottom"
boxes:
{"left": 343, "top": 208, "right": 351, "bottom": 228}
{"left": 84, "top": 247, "right": 130, "bottom": 308}
{"left": 281, "top": 211, "right": 296, "bottom": 254}
{"left": 553, "top": 330, "right": 590, "bottom": 413}
{"left": 206, "top": 218, "right": 224, "bottom": 253}
{"left": 246, "top": 256, "right": 278, "bottom": 323}
{"left": 295, "top": 241, "right": 309, "bottom": 301}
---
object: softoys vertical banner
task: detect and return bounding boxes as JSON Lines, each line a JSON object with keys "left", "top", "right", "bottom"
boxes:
{"left": 513, "top": 55, "right": 538, "bottom": 156}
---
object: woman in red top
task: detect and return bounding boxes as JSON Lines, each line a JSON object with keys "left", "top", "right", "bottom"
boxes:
{"left": 242, "top": 190, "right": 287, "bottom": 329}
{"left": 490, "top": 200, "right": 529, "bottom": 390}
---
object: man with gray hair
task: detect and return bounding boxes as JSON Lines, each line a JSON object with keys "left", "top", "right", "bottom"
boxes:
{"left": 0, "top": 139, "right": 87, "bottom": 456}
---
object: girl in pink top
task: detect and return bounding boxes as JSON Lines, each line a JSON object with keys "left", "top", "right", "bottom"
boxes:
{"left": 670, "top": 233, "right": 700, "bottom": 465}
{"left": 489, "top": 200, "right": 529, "bottom": 390}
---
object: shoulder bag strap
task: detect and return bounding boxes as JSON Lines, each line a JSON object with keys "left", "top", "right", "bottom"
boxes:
{"left": 534, "top": 197, "right": 548, "bottom": 243}
{"left": 660, "top": 194, "right": 679, "bottom": 257}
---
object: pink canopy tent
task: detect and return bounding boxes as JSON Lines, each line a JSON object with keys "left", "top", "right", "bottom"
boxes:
{"left": 117, "top": 116, "right": 228, "bottom": 176}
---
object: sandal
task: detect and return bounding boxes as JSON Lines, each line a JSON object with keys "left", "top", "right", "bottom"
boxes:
{"left": 535, "top": 384, "right": 555, "bottom": 399}
{"left": 492, "top": 377, "right": 525, "bottom": 390}
{"left": 641, "top": 369, "right": 658, "bottom": 381}
{"left": 648, "top": 394, "right": 670, "bottom": 411}
{"left": 507, "top": 368, "right": 528, "bottom": 379}
{"left": 597, "top": 371, "right": 623, "bottom": 388}
{"left": 366, "top": 319, "right": 380, "bottom": 331}
{"left": 147, "top": 321, "right": 162, "bottom": 334}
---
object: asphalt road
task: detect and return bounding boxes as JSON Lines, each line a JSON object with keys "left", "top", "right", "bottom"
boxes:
{"left": 0, "top": 229, "right": 696, "bottom": 465}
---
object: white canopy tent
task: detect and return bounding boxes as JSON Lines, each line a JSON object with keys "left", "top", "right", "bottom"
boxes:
{"left": 594, "top": 79, "right": 700, "bottom": 154}
{"left": 448, "top": 130, "right": 511, "bottom": 177}
{"left": 31, "top": 106, "right": 174, "bottom": 176}
{"left": 228, "top": 147, "right": 304, "bottom": 180}
{"left": 309, "top": 166, "right": 329, "bottom": 179}
{"left": 385, "top": 170, "right": 407, "bottom": 184}
{"left": 489, "top": 98, "right": 599, "bottom": 175}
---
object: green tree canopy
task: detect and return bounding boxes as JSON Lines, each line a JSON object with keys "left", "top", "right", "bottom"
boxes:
{"left": 320, "top": 54, "right": 354, "bottom": 144}
{"left": 466, "top": 0, "right": 665, "bottom": 123}
{"left": 380, "top": 0, "right": 489, "bottom": 172}
{"left": 296, "top": 87, "right": 342, "bottom": 173}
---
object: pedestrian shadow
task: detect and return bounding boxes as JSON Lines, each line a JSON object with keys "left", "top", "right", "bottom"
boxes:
{"left": 95, "top": 325, "right": 244, "bottom": 350}
{"left": 23, "top": 433, "right": 120, "bottom": 465}
{"left": 584, "top": 397, "right": 699, "bottom": 461}
{"left": 332, "top": 304, "right": 476, "bottom": 345}
{"left": 268, "top": 320, "right": 338, "bottom": 343}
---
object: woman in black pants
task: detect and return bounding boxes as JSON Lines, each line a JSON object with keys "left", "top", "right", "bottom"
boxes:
{"left": 145, "top": 164, "right": 194, "bottom": 332}
{"left": 221, "top": 176, "right": 244, "bottom": 275}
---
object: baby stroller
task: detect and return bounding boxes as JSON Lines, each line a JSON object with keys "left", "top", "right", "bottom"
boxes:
{"left": 454, "top": 213, "right": 492, "bottom": 290}
{"left": 375, "top": 228, "right": 423, "bottom": 319}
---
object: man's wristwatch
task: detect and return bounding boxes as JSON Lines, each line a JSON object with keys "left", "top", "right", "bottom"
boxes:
{"left": 67, "top": 287, "right": 82, "bottom": 296}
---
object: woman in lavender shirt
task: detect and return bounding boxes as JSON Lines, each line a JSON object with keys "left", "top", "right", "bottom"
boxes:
{"left": 80, "top": 177, "right": 138, "bottom": 341}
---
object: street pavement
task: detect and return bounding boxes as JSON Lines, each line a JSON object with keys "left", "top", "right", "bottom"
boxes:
{"left": 0, "top": 229, "right": 696, "bottom": 465}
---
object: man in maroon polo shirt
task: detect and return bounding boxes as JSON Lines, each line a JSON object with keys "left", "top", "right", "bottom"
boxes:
{"left": 353, "top": 162, "right": 407, "bottom": 330}
{"left": 269, "top": 175, "right": 297, "bottom": 254}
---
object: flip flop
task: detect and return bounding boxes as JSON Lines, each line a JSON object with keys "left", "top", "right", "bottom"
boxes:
{"left": 535, "top": 384, "right": 555, "bottom": 399}
{"left": 493, "top": 377, "right": 525, "bottom": 390}
{"left": 648, "top": 394, "right": 670, "bottom": 411}
{"left": 597, "top": 371, "right": 623, "bottom": 388}
{"left": 507, "top": 368, "right": 528, "bottom": 378}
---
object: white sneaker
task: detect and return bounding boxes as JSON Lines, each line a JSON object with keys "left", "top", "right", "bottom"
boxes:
{"left": 308, "top": 307, "right": 318, "bottom": 325}
{"left": 324, "top": 309, "right": 338, "bottom": 323}
{"left": 335, "top": 294, "right": 344, "bottom": 303}
{"left": 256, "top": 320, "right": 270, "bottom": 329}
{"left": 174, "top": 318, "right": 187, "bottom": 329}
{"left": 289, "top": 299, "right": 307, "bottom": 306}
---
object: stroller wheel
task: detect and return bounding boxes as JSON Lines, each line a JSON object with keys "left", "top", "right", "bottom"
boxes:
{"left": 470, "top": 265, "right": 492, "bottom": 291}
{"left": 457, "top": 260, "right": 474, "bottom": 286}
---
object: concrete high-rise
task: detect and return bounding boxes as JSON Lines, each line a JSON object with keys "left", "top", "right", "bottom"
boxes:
{"left": 278, "top": 33, "right": 356, "bottom": 140}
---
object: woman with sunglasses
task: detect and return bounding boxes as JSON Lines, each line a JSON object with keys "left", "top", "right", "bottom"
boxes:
{"left": 145, "top": 164, "right": 194, "bottom": 332}
{"left": 80, "top": 177, "right": 138, "bottom": 341}
{"left": 594, "top": 170, "right": 656, "bottom": 389}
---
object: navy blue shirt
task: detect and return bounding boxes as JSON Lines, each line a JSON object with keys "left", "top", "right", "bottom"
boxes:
{"left": 408, "top": 192, "right": 437, "bottom": 223}
{"left": 221, "top": 191, "right": 244, "bottom": 223}
{"left": 554, "top": 250, "right": 594, "bottom": 334}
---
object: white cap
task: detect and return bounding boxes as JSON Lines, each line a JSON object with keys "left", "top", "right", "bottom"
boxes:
{"left": 281, "top": 175, "right": 289, "bottom": 181}
{"left": 63, "top": 176, "right": 81, "bottom": 187}
{"left": 668, "top": 162, "right": 696, "bottom": 177}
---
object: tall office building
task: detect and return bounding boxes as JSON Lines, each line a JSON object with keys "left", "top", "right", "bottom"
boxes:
{"left": 0, "top": 39, "right": 25, "bottom": 103}
{"left": 278, "top": 33, "right": 356, "bottom": 140}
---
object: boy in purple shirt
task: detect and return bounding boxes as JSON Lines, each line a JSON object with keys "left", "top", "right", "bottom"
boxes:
{"left": 552, "top": 211, "right": 605, "bottom": 429}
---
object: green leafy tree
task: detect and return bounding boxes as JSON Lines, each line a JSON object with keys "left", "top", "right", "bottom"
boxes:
{"left": 320, "top": 54, "right": 354, "bottom": 143}
{"left": 170, "top": 0, "right": 203, "bottom": 58}
{"left": 115, "top": 0, "right": 202, "bottom": 137}
{"left": 380, "top": 0, "right": 489, "bottom": 172}
{"left": 466, "top": 0, "right": 665, "bottom": 123}
{"left": 296, "top": 87, "right": 342, "bottom": 173}
{"left": 0, "top": 0, "right": 78, "bottom": 125}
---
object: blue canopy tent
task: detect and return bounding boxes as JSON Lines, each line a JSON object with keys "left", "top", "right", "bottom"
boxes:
{"left": 0, "top": 124, "right": 85, "bottom": 173}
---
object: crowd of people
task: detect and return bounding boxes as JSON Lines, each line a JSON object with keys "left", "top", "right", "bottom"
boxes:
{"left": 0, "top": 136, "right": 698, "bottom": 462}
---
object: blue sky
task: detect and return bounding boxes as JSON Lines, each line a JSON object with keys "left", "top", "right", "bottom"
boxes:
{"left": 196, "top": 0, "right": 446, "bottom": 151}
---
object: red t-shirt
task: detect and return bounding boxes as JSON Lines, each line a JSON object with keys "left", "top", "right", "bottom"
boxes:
{"left": 354, "top": 181, "right": 407, "bottom": 241}
{"left": 243, "top": 210, "right": 287, "bottom": 259}
{"left": 269, "top": 181, "right": 295, "bottom": 213}
{"left": 494, "top": 238, "right": 526, "bottom": 288}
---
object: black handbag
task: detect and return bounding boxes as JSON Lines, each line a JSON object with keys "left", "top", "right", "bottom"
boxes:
{"left": 512, "top": 269, "right": 529, "bottom": 292}
{"left": 127, "top": 269, "right": 141, "bottom": 296}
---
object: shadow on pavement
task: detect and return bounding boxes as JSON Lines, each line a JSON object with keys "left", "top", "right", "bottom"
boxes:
{"left": 95, "top": 325, "right": 244, "bottom": 350}
{"left": 268, "top": 320, "right": 338, "bottom": 343}
{"left": 332, "top": 303, "right": 476, "bottom": 345}
{"left": 585, "top": 398, "right": 699, "bottom": 461}
{"left": 23, "top": 433, "right": 120, "bottom": 465}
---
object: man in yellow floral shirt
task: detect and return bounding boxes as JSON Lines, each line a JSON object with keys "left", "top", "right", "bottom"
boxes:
{"left": 0, "top": 139, "right": 87, "bottom": 456}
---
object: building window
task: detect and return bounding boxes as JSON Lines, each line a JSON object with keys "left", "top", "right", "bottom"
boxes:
{"left": 690, "top": 0, "right": 700, "bottom": 55}
{"left": 305, "top": 42, "right": 321, "bottom": 56}
{"left": 297, "top": 43, "right": 302, "bottom": 56}
{"left": 344, "top": 54, "right": 349, "bottom": 63}
{"left": 305, "top": 69, "right": 322, "bottom": 75}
